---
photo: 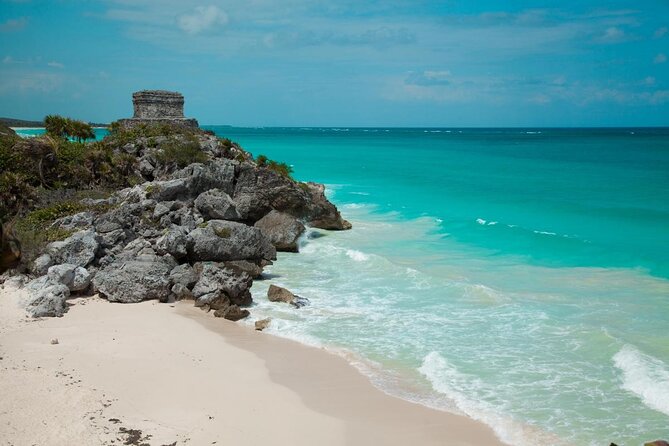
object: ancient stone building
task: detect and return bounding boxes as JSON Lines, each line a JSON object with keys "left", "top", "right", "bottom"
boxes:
{"left": 118, "top": 90, "right": 198, "bottom": 128}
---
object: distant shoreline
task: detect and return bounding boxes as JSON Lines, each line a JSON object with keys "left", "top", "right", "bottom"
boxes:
{"left": 1, "top": 117, "right": 108, "bottom": 128}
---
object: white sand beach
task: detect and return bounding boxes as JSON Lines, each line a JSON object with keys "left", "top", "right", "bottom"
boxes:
{"left": 0, "top": 284, "right": 504, "bottom": 446}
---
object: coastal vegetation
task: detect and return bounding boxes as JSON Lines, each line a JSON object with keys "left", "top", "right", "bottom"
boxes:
{"left": 0, "top": 115, "right": 342, "bottom": 275}
{"left": 255, "top": 153, "right": 294, "bottom": 178}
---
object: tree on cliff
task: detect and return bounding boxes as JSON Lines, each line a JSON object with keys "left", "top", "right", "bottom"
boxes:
{"left": 44, "top": 115, "right": 95, "bottom": 142}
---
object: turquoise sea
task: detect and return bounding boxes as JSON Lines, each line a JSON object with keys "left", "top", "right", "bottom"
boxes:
{"left": 16, "top": 126, "right": 669, "bottom": 445}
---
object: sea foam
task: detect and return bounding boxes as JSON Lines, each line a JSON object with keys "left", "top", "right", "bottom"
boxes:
{"left": 418, "top": 351, "right": 566, "bottom": 446}
{"left": 613, "top": 345, "right": 669, "bottom": 416}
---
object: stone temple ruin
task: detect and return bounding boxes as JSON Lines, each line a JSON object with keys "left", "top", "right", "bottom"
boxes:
{"left": 118, "top": 90, "right": 198, "bottom": 128}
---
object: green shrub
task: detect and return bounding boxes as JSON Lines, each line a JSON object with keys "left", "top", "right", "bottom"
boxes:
{"left": 57, "top": 141, "right": 88, "bottom": 164}
{"left": 267, "top": 160, "right": 294, "bottom": 178}
{"left": 154, "top": 139, "right": 208, "bottom": 168}
{"left": 256, "top": 154, "right": 268, "bottom": 167}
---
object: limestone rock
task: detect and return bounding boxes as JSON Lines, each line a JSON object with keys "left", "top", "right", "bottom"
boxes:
{"left": 192, "top": 262, "right": 252, "bottom": 306}
{"left": 187, "top": 220, "right": 276, "bottom": 263}
{"left": 47, "top": 230, "right": 100, "bottom": 268}
{"left": 194, "top": 189, "right": 241, "bottom": 221}
{"left": 155, "top": 225, "right": 189, "bottom": 259}
{"left": 47, "top": 264, "right": 75, "bottom": 288}
{"left": 267, "top": 284, "right": 310, "bottom": 308}
{"left": 146, "top": 178, "right": 189, "bottom": 202}
{"left": 31, "top": 254, "right": 53, "bottom": 276}
{"left": 255, "top": 318, "right": 271, "bottom": 331}
{"left": 254, "top": 210, "right": 305, "bottom": 252}
{"left": 93, "top": 252, "right": 177, "bottom": 303}
{"left": 171, "top": 283, "right": 194, "bottom": 300}
{"left": 25, "top": 275, "right": 70, "bottom": 317}
{"left": 51, "top": 212, "right": 94, "bottom": 231}
{"left": 223, "top": 260, "right": 263, "bottom": 279}
{"left": 302, "top": 182, "right": 352, "bottom": 230}
{"left": 267, "top": 284, "right": 296, "bottom": 303}
{"left": 169, "top": 263, "right": 197, "bottom": 288}
{"left": 173, "top": 161, "right": 236, "bottom": 197}
{"left": 214, "top": 304, "right": 249, "bottom": 321}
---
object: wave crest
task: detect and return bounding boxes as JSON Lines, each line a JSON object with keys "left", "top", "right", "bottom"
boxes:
{"left": 613, "top": 345, "right": 669, "bottom": 416}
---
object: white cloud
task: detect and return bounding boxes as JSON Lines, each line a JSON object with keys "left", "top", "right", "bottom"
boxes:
{"left": 2, "top": 56, "right": 13, "bottom": 64}
{"left": 0, "top": 17, "right": 27, "bottom": 32}
{"left": 643, "top": 76, "right": 656, "bottom": 86}
{"left": 529, "top": 93, "right": 551, "bottom": 104}
{"left": 0, "top": 71, "right": 64, "bottom": 93}
{"left": 654, "top": 53, "right": 667, "bottom": 64}
{"left": 597, "top": 26, "right": 627, "bottom": 43}
{"left": 47, "top": 61, "right": 64, "bottom": 69}
{"left": 176, "top": 5, "right": 228, "bottom": 34}
{"left": 405, "top": 70, "right": 452, "bottom": 86}
{"left": 654, "top": 26, "right": 668, "bottom": 39}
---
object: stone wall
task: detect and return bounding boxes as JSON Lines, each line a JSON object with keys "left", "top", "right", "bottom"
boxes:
{"left": 118, "top": 90, "right": 199, "bottom": 129}
{"left": 133, "top": 90, "right": 185, "bottom": 119}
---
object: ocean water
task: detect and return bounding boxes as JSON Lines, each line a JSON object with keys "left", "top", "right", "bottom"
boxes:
{"left": 16, "top": 126, "right": 669, "bottom": 445}
{"left": 208, "top": 127, "right": 669, "bottom": 446}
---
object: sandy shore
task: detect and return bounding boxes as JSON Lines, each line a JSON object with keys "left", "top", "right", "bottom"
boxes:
{"left": 0, "top": 284, "right": 504, "bottom": 446}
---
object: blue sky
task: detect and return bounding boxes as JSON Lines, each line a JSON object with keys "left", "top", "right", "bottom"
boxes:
{"left": 0, "top": 0, "right": 668, "bottom": 126}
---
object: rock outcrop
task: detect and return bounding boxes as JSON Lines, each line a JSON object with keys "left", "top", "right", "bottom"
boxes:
{"left": 8, "top": 98, "right": 350, "bottom": 323}
{"left": 254, "top": 210, "right": 305, "bottom": 252}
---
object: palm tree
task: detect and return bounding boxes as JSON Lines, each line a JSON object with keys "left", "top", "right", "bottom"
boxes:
{"left": 44, "top": 115, "right": 68, "bottom": 138}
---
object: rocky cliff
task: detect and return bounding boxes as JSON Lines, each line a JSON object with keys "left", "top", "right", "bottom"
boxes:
{"left": 2, "top": 122, "right": 350, "bottom": 321}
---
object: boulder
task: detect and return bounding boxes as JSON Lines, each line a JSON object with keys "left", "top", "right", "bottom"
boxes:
{"left": 187, "top": 220, "right": 276, "bottom": 263}
{"left": 146, "top": 178, "right": 189, "bottom": 202}
{"left": 302, "top": 182, "right": 352, "bottom": 230}
{"left": 255, "top": 318, "right": 271, "bottom": 331}
{"left": 47, "top": 264, "right": 75, "bottom": 288}
{"left": 192, "top": 262, "right": 252, "bottom": 306}
{"left": 214, "top": 304, "right": 249, "bottom": 321}
{"left": 31, "top": 254, "right": 53, "bottom": 276}
{"left": 46, "top": 264, "right": 91, "bottom": 292}
{"left": 153, "top": 202, "right": 171, "bottom": 219}
{"left": 171, "top": 283, "right": 193, "bottom": 300}
{"left": 70, "top": 266, "right": 92, "bottom": 292}
{"left": 47, "top": 230, "right": 100, "bottom": 268}
{"left": 267, "top": 284, "right": 295, "bottom": 303}
{"left": 155, "top": 225, "right": 190, "bottom": 259}
{"left": 267, "top": 284, "right": 310, "bottom": 308}
{"left": 194, "top": 189, "right": 241, "bottom": 221}
{"left": 173, "top": 160, "right": 236, "bottom": 197}
{"left": 254, "top": 210, "right": 305, "bottom": 252}
{"left": 232, "top": 164, "right": 351, "bottom": 230}
{"left": 169, "top": 263, "right": 198, "bottom": 288}
{"left": 223, "top": 260, "right": 264, "bottom": 279}
{"left": 93, "top": 252, "right": 177, "bottom": 303}
{"left": 25, "top": 275, "right": 70, "bottom": 317}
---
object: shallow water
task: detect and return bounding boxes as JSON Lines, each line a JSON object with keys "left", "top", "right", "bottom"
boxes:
{"left": 209, "top": 127, "right": 669, "bottom": 446}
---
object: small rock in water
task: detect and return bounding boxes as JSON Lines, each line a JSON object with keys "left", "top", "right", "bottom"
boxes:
{"left": 267, "top": 284, "right": 295, "bottom": 303}
{"left": 290, "top": 296, "right": 310, "bottom": 308}
{"left": 645, "top": 441, "right": 669, "bottom": 446}
{"left": 50, "top": 338, "right": 59, "bottom": 345}
{"left": 255, "top": 318, "right": 271, "bottom": 331}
